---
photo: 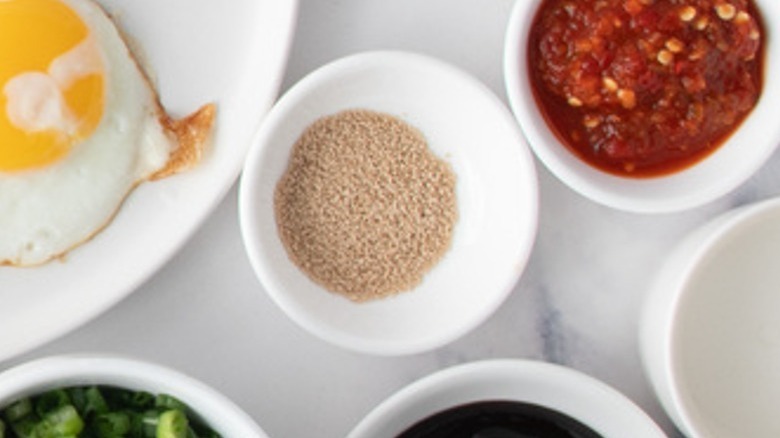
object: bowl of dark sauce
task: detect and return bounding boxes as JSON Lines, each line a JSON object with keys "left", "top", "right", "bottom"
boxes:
{"left": 348, "top": 360, "right": 664, "bottom": 438}
{"left": 397, "top": 400, "right": 601, "bottom": 438}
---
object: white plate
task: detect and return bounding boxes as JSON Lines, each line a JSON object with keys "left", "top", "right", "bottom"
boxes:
{"left": 0, "top": 0, "right": 298, "bottom": 362}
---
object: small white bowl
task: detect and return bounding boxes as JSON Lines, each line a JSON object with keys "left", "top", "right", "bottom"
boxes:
{"left": 0, "top": 354, "right": 268, "bottom": 437}
{"left": 641, "top": 198, "right": 780, "bottom": 437}
{"left": 348, "top": 359, "right": 665, "bottom": 437}
{"left": 504, "top": 0, "right": 780, "bottom": 213}
{"left": 239, "top": 51, "right": 538, "bottom": 356}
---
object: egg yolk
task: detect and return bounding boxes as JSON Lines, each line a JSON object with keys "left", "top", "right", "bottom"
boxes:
{"left": 0, "top": 0, "right": 105, "bottom": 172}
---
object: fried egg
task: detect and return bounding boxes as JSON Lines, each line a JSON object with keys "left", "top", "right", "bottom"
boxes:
{"left": 0, "top": 0, "right": 215, "bottom": 266}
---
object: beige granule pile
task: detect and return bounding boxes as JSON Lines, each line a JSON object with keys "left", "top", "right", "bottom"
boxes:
{"left": 274, "top": 109, "right": 458, "bottom": 302}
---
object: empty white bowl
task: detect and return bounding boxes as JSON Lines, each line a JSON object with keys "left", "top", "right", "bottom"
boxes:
{"left": 504, "top": 0, "right": 780, "bottom": 213}
{"left": 641, "top": 198, "right": 780, "bottom": 437}
{"left": 348, "top": 359, "right": 665, "bottom": 437}
{"left": 0, "top": 354, "right": 268, "bottom": 437}
{"left": 239, "top": 51, "right": 538, "bottom": 355}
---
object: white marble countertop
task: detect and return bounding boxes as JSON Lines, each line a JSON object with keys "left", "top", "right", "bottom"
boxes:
{"left": 5, "top": 0, "right": 780, "bottom": 437}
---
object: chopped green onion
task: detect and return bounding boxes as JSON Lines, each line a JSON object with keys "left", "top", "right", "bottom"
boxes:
{"left": 153, "top": 395, "right": 187, "bottom": 413}
{"left": 0, "top": 387, "right": 219, "bottom": 438}
{"left": 83, "top": 387, "right": 109, "bottom": 417}
{"left": 34, "top": 389, "right": 69, "bottom": 418}
{"left": 156, "top": 410, "right": 188, "bottom": 438}
{"left": 141, "top": 409, "right": 162, "bottom": 437}
{"left": 4, "top": 399, "right": 31, "bottom": 422}
{"left": 128, "top": 392, "right": 154, "bottom": 409}
{"left": 39, "top": 404, "right": 84, "bottom": 437}
{"left": 66, "top": 389, "right": 86, "bottom": 415}
{"left": 9, "top": 417, "right": 35, "bottom": 438}
{"left": 92, "top": 412, "right": 130, "bottom": 436}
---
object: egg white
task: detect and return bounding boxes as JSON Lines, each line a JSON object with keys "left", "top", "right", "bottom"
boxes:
{"left": 0, "top": 0, "right": 178, "bottom": 266}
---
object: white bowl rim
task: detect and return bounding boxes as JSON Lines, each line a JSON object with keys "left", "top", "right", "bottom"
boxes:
{"left": 347, "top": 359, "right": 666, "bottom": 438}
{"left": 504, "top": 0, "right": 780, "bottom": 214}
{"left": 641, "top": 197, "right": 780, "bottom": 436}
{"left": 0, "top": 354, "right": 268, "bottom": 438}
{"left": 239, "top": 49, "right": 540, "bottom": 356}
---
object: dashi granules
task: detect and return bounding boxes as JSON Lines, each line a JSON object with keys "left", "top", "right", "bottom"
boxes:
{"left": 274, "top": 109, "right": 457, "bottom": 302}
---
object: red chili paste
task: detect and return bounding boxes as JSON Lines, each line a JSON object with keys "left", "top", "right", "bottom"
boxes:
{"left": 529, "top": 0, "right": 764, "bottom": 177}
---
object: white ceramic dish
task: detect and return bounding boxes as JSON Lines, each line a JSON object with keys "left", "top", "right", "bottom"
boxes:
{"left": 0, "top": 354, "right": 268, "bottom": 437}
{"left": 0, "top": 1, "right": 297, "bottom": 362}
{"left": 641, "top": 198, "right": 780, "bottom": 437}
{"left": 504, "top": 0, "right": 780, "bottom": 213}
{"left": 239, "top": 51, "right": 539, "bottom": 356}
{"left": 347, "top": 359, "right": 666, "bottom": 437}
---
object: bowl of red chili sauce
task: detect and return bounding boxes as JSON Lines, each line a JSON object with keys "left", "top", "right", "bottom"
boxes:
{"left": 505, "top": 0, "right": 780, "bottom": 213}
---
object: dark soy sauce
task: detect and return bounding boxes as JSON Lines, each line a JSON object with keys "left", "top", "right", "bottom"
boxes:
{"left": 396, "top": 400, "right": 604, "bottom": 438}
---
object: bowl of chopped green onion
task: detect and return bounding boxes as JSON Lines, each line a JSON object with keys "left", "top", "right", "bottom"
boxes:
{"left": 0, "top": 354, "right": 268, "bottom": 438}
